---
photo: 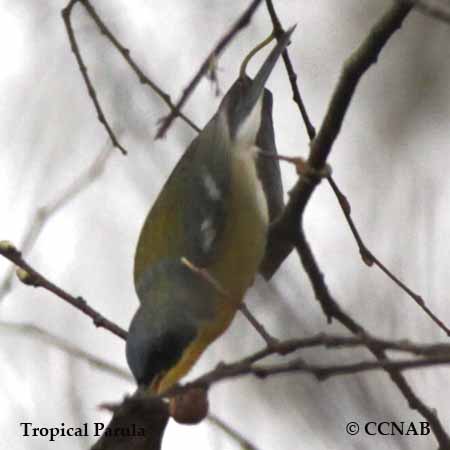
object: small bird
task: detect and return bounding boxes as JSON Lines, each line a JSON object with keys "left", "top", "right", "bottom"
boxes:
{"left": 126, "top": 27, "right": 294, "bottom": 394}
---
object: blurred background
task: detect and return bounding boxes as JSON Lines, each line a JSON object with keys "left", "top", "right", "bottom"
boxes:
{"left": 1, "top": 0, "right": 449, "bottom": 449}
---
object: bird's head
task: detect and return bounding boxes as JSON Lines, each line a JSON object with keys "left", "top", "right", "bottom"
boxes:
{"left": 126, "top": 260, "right": 217, "bottom": 393}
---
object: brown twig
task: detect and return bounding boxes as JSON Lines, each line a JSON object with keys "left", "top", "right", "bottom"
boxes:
{"left": 252, "top": 354, "right": 450, "bottom": 380}
{"left": 164, "top": 324, "right": 450, "bottom": 397}
{"left": 171, "top": 341, "right": 450, "bottom": 391}
{"left": 207, "top": 413, "right": 262, "bottom": 450}
{"left": 294, "top": 229, "right": 450, "bottom": 448}
{"left": 10, "top": 318, "right": 450, "bottom": 387}
{"left": 327, "top": 176, "right": 450, "bottom": 336}
{"left": 239, "top": 303, "right": 278, "bottom": 347}
{"left": 155, "top": 0, "right": 264, "bottom": 139}
{"left": 271, "top": 333, "right": 450, "bottom": 357}
{"left": 264, "top": 7, "right": 449, "bottom": 445}
{"left": 77, "top": 0, "right": 200, "bottom": 133}
{"left": 0, "top": 241, "right": 127, "bottom": 339}
{"left": 265, "top": 3, "right": 413, "bottom": 274}
{"left": 61, "top": 0, "right": 127, "bottom": 154}
{"left": 265, "top": 0, "right": 316, "bottom": 140}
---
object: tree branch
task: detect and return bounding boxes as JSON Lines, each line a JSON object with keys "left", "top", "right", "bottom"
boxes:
{"left": 77, "top": 0, "right": 200, "bottom": 133}
{"left": 61, "top": 0, "right": 127, "bottom": 154}
{"left": 326, "top": 176, "right": 450, "bottom": 336}
{"left": 168, "top": 332, "right": 450, "bottom": 391}
{"left": 239, "top": 303, "right": 279, "bottom": 347}
{"left": 265, "top": 3, "right": 413, "bottom": 274}
{"left": 0, "top": 242, "right": 126, "bottom": 339}
{"left": 294, "top": 229, "right": 450, "bottom": 448}
{"left": 155, "top": 0, "right": 264, "bottom": 138}
{"left": 265, "top": 0, "right": 316, "bottom": 140}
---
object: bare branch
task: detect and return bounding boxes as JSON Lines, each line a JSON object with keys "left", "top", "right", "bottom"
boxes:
{"left": 193, "top": 355, "right": 450, "bottom": 386}
{"left": 0, "top": 242, "right": 126, "bottom": 339}
{"left": 77, "top": 0, "right": 200, "bottom": 133}
{"left": 239, "top": 303, "right": 279, "bottom": 347}
{"left": 265, "top": 0, "right": 316, "bottom": 139}
{"left": 257, "top": 354, "right": 450, "bottom": 379}
{"left": 326, "top": 176, "right": 450, "bottom": 336}
{"left": 207, "top": 413, "right": 262, "bottom": 450}
{"left": 264, "top": 2, "right": 448, "bottom": 335}
{"left": 155, "top": 0, "right": 264, "bottom": 139}
{"left": 62, "top": 0, "right": 127, "bottom": 154}
{"left": 265, "top": 3, "right": 413, "bottom": 274}
{"left": 294, "top": 229, "right": 450, "bottom": 448}
{"left": 262, "top": 5, "right": 449, "bottom": 445}
{"left": 169, "top": 335, "right": 450, "bottom": 392}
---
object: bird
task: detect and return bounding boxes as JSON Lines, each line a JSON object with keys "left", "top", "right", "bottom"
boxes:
{"left": 126, "top": 27, "right": 294, "bottom": 394}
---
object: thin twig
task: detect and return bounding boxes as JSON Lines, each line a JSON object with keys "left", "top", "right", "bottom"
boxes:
{"left": 327, "top": 176, "right": 450, "bottom": 336}
{"left": 181, "top": 258, "right": 279, "bottom": 346}
{"left": 61, "top": 0, "right": 127, "bottom": 154}
{"left": 250, "top": 354, "right": 450, "bottom": 380}
{"left": 208, "top": 413, "right": 262, "bottom": 450}
{"left": 155, "top": 0, "right": 264, "bottom": 138}
{"left": 11, "top": 316, "right": 450, "bottom": 392}
{"left": 262, "top": 7, "right": 448, "bottom": 336}
{"left": 294, "top": 229, "right": 450, "bottom": 448}
{"left": 0, "top": 144, "right": 113, "bottom": 301}
{"left": 265, "top": 3, "right": 413, "bottom": 274}
{"left": 171, "top": 344, "right": 450, "bottom": 392}
{"left": 77, "top": 0, "right": 200, "bottom": 133}
{"left": 9, "top": 320, "right": 450, "bottom": 385}
{"left": 164, "top": 324, "right": 450, "bottom": 398}
{"left": 239, "top": 303, "right": 278, "bottom": 347}
{"left": 0, "top": 242, "right": 126, "bottom": 339}
{"left": 265, "top": 0, "right": 316, "bottom": 140}
{"left": 264, "top": 11, "right": 449, "bottom": 446}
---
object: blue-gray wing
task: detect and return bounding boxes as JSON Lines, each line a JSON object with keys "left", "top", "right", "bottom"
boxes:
{"left": 256, "top": 89, "right": 284, "bottom": 280}
{"left": 134, "top": 114, "right": 231, "bottom": 288}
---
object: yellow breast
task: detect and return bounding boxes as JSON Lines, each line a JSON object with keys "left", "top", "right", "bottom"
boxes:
{"left": 154, "top": 146, "right": 269, "bottom": 394}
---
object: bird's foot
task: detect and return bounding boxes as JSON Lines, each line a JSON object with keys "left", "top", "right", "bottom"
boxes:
{"left": 258, "top": 150, "right": 332, "bottom": 183}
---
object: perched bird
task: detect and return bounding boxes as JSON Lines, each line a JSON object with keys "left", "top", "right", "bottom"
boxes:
{"left": 126, "top": 28, "right": 294, "bottom": 394}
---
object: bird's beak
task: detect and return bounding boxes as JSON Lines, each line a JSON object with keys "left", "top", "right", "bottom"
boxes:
{"left": 244, "top": 25, "right": 296, "bottom": 111}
